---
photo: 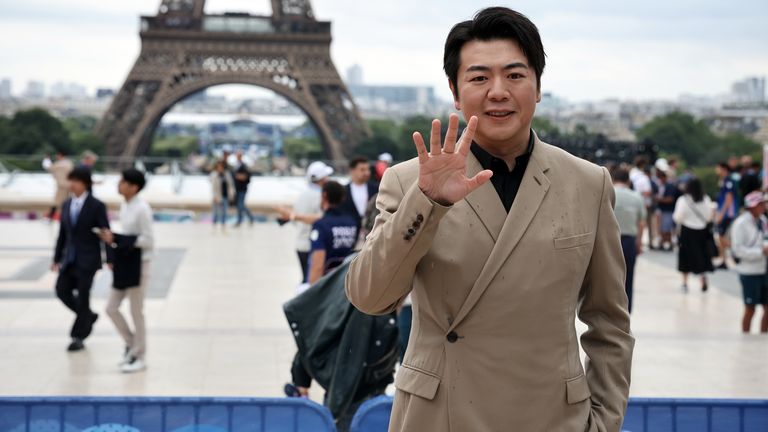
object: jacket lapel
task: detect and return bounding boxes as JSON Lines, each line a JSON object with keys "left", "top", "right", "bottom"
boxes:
{"left": 449, "top": 142, "right": 551, "bottom": 331}
{"left": 74, "top": 195, "right": 92, "bottom": 230}
{"left": 464, "top": 153, "right": 506, "bottom": 241}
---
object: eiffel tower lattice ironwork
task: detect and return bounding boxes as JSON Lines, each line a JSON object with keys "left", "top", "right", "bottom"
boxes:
{"left": 97, "top": 0, "right": 369, "bottom": 165}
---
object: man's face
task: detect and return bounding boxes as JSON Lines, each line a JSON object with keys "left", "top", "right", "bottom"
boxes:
{"left": 451, "top": 39, "right": 540, "bottom": 150}
{"left": 350, "top": 162, "right": 371, "bottom": 184}
{"left": 118, "top": 178, "right": 138, "bottom": 198}
{"left": 69, "top": 179, "right": 86, "bottom": 196}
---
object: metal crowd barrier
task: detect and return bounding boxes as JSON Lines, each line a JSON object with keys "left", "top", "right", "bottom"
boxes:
{"left": 350, "top": 396, "right": 768, "bottom": 432}
{"left": 0, "top": 397, "right": 336, "bottom": 432}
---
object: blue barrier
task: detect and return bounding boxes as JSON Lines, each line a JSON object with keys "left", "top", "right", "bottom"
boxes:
{"left": 0, "top": 397, "right": 337, "bottom": 432}
{"left": 350, "top": 396, "right": 768, "bottom": 432}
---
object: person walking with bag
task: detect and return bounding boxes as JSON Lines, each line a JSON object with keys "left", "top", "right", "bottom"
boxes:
{"left": 99, "top": 168, "right": 155, "bottom": 372}
{"left": 673, "top": 178, "right": 716, "bottom": 292}
{"left": 730, "top": 191, "right": 768, "bottom": 334}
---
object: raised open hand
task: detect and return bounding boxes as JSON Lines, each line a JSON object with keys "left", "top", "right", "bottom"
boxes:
{"left": 413, "top": 114, "right": 493, "bottom": 206}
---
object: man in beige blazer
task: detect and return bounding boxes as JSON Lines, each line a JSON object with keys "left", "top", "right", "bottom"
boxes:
{"left": 346, "top": 7, "right": 634, "bottom": 432}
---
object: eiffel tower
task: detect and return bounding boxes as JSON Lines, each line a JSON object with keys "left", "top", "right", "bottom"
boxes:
{"left": 97, "top": 0, "right": 369, "bottom": 165}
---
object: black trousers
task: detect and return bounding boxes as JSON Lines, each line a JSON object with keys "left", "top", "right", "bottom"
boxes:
{"left": 55, "top": 265, "right": 97, "bottom": 340}
{"left": 297, "top": 251, "right": 309, "bottom": 283}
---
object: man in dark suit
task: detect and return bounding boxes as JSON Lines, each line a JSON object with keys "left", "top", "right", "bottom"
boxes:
{"left": 339, "top": 156, "right": 379, "bottom": 237}
{"left": 51, "top": 166, "right": 111, "bottom": 352}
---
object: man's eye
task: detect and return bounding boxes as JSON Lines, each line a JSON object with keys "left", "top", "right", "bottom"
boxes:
{"left": 469, "top": 76, "right": 487, "bottom": 82}
{"left": 509, "top": 73, "right": 524, "bottom": 79}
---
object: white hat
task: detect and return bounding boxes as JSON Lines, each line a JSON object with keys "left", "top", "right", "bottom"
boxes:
{"left": 306, "top": 161, "right": 334, "bottom": 182}
{"left": 654, "top": 158, "right": 669, "bottom": 173}
{"left": 378, "top": 152, "right": 393, "bottom": 163}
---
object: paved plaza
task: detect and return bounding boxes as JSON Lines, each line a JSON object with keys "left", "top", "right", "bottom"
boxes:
{"left": 0, "top": 220, "right": 766, "bottom": 400}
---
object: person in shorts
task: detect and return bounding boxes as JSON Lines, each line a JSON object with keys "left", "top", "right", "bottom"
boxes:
{"left": 730, "top": 191, "right": 768, "bottom": 333}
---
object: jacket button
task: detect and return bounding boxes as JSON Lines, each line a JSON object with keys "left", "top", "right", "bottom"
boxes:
{"left": 407, "top": 228, "right": 416, "bottom": 236}
{"left": 416, "top": 214, "right": 424, "bottom": 223}
{"left": 446, "top": 331, "right": 458, "bottom": 343}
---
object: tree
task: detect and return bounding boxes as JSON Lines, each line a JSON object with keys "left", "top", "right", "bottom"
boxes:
{"left": 0, "top": 108, "right": 72, "bottom": 155}
{"left": 635, "top": 112, "right": 718, "bottom": 166}
{"left": 532, "top": 117, "right": 560, "bottom": 138}
{"left": 63, "top": 116, "right": 104, "bottom": 157}
{"left": 284, "top": 136, "right": 323, "bottom": 161}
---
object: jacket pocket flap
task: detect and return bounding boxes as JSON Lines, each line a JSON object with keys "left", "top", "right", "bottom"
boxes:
{"left": 394, "top": 365, "right": 440, "bottom": 400}
{"left": 566, "top": 374, "right": 592, "bottom": 404}
{"left": 554, "top": 232, "right": 593, "bottom": 250}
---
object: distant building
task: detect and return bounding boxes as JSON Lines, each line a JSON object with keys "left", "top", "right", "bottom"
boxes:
{"left": 346, "top": 64, "right": 364, "bottom": 86}
{"left": 0, "top": 78, "right": 11, "bottom": 99}
{"left": 730, "top": 77, "right": 766, "bottom": 106}
{"left": 348, "top": 84, "right": 438, "bottom": 116}
{"left": 50, "top": 81, "right": 87, "bottom": 99}
{"left": 23, "top": 81, "right": 45, "bottom": 99}
{"left": 96, "top": 88, "right": 116, "bottom": 99}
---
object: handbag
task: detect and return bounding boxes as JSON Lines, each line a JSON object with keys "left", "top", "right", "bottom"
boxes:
{"left": 685, "top": 197, "right": 718, "bottom": 258}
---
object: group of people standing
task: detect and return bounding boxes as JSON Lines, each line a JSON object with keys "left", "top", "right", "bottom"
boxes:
{"left": 612, "top": 154, "right": 768, "bottom": 333}
{"left": 209, "top": 150, "right": 256, "bottom": 232}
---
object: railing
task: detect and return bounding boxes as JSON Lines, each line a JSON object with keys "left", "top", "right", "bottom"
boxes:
{"left": 0, "top": 397, "right": 337, "bottom": 432}
{"left": 350, "top": 396, "right": 768, "bottom": 432}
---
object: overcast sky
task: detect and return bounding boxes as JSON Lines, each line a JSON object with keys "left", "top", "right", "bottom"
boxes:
{"left": 1, "top": 0, "right": 766, "bottom": 103}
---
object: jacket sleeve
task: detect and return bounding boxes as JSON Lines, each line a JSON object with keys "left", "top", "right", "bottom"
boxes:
{"left": 345, "top": 166, "right": 451, "bottom": 315}
{"left": 731, "top": 218, "right": 763, "bottom": 261}
{"left": 578, "top": 168, "right": 635, "bottom": 432}
{"left": 96, "top": 201, "right": 112, "bottom": 264}
{"left": 53, "top": 203, "right": 68, "bottom": 264}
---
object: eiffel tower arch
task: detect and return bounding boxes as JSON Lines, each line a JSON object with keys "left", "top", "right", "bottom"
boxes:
{"left": 97, "top": 0, "right": 369, "bottom": 166}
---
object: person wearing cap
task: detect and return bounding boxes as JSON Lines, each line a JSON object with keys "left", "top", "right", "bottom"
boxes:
{"left": 51, "top": 166, "right": 111, "bottom": 352}
{"left": 375, "top": 153, "right": 393, "bottom": 182}
{"left": 276, "top": 161, "right": 333, "bottom": 282}
{"left": 730, "top": 191, "right": 768, "bottom": 333}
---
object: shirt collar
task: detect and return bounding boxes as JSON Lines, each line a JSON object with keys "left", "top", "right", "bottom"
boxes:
{"left": 72, "top": 191, "right": 89, "bottom": 205}
{"left": 471, "top": 130, "right": 535, "bottom": 171}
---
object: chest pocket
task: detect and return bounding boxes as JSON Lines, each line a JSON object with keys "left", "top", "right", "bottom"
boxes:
{"left": 553, "top": 232, "right": 593, "bottom": 250}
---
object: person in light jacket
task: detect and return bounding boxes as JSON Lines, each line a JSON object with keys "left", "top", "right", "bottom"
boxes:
{"left": 210, "top": 160, "right": 235, "bottom": 232}
{"left": 730, "top": 191, "right": 768, "bottom": 334}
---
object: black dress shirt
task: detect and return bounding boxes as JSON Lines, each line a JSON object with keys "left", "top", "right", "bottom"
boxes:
{"left": 470, "top": 132, "right": 535, "bottom": 212}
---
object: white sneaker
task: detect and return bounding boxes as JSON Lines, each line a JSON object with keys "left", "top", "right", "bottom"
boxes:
{"left": 121, "top": 357, "right": 146, "bottom": 373}
{"left": 118, "top": 346, "right": 131, "bottom": 366}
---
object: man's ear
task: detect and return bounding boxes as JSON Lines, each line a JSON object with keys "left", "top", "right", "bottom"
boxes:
{"left": 536, "top": 86, "right": 542, "bottom": 103}
{"left": 449, "top": 79, "right": 461, "bottom": 111}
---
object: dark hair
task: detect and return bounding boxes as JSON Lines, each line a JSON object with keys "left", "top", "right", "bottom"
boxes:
{"left": 349, "top": 156, "right": 369, "bottom": 169}
{"left": 611, "top": 167, "right": 630, "bottom": 184}
{"left": 322, "top": 180, "right": 346, "bottom": 207}
{"left": 122, "top": 168, "right": 146, "bottom": 191}
{"left": 67, "top": 166, "right": 92, "bottom": 187}
{"left": 444, "top": 7, "right": 545, "bottom": 97}
{"left": 634, "top": 155, "right": 648, "bottom": 169}
{"left": 751, "top": 161, "right": 762, "bottom": 170}
{"left": 717, "top": 162, "right": 729, "bottom": 170}
{"left": 687, "top": 178, "right": 704, "bottom": 202}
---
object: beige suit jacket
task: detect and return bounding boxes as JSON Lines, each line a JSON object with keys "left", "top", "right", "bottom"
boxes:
{"left": 346, "top": 137, "right": 634, "bottom": 432}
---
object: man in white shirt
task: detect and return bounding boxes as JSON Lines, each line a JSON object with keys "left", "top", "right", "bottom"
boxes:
{"left": 730, "top": 191, "right": 768, "bottom": 334}
{"left": 100, "top": 168, "right": 154, "bottom": 373}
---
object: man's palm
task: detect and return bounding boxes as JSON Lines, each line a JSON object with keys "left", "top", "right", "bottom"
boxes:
{"left": 414, "top": 114, "right": 493, "bottom": 206}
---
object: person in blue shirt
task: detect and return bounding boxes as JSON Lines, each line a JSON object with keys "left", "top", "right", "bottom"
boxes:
{"left": 306, "top": 181, "right": 358, "bottom": 284}
{"left": 716, "top": 162, "right": 739, "bottom": 269}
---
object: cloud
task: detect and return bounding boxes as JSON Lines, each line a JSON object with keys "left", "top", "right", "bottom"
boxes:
{"left": 0, "top": 0, "right": 765, "bottom": 102}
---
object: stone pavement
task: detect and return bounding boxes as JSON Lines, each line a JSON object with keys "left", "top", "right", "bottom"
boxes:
{"left": 0, "top": 220, "right": 766, "bottom": 400}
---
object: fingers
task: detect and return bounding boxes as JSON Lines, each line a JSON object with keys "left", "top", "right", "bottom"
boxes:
{"left": 457, "top": 116, "right": 478, "bottom": 156}
{"left": 443, "top": 113, "right": 459, "bottom": 154}
{"left": 465, "top": 169, "right": 494, "bottom": 193}
{"left": 413, "top": 132, "right": 429, "bottom": 164}
{"left": 429, "top": 119, "right": 441, "bottom": 156}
